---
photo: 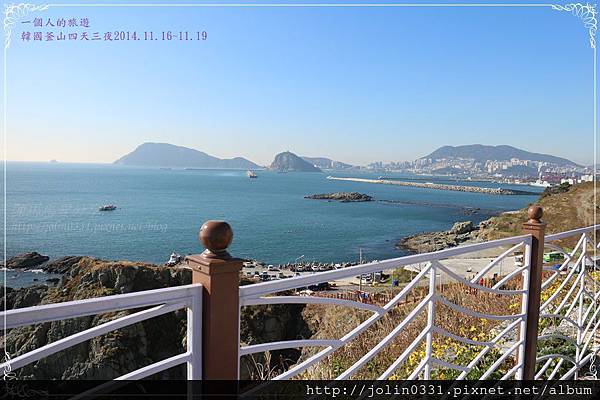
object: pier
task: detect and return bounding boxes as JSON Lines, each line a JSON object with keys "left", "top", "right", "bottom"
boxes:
{"left": 326, "top": 176, "right": 538, "bottom": 195}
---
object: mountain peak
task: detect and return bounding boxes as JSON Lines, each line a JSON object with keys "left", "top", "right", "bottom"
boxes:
{"left": 269, "top": 151, "right": 322, "bottom": 172}
{"left": 421, "top": 144, "right": 579, "bottom": 167}
{"left": 114, "top": 143, "right": 260, "bottom": 169}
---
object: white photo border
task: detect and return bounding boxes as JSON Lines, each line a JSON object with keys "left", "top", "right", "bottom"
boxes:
{"left": 2, "top": 1, "right": 598, "bottom": 380}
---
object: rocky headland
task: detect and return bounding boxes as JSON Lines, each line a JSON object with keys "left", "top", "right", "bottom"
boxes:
{"left": 396, "top": 221, "right": 480, "bottom": 253}
{"left": 5, "top": 252, "right": 49, "bottom": 269}
{"left": 1, "top": 256, "right": 312, "bottom": 380}
{"left": 396, "top": 181, "right": 598, "bottom": 253}
{"left": 305, "top": 192, "right": 373, "bottom": 202}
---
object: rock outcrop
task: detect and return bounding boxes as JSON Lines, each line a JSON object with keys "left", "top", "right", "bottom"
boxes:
{"left": 270, "top": 151, "right": 321, "bottom": 172}
{"left": 1, "top": 256, "right": 312, "bottom": 380}
{"left": 304, "top": 192, "right": 373, "bottom": 202}
{"left": 397, "top": 221, "right": 479, "bottom": 253}
{"left": 43, "top": 256, "right": 84, "bottom": 274}
{"left": 1, "top": 286, "right": 49, "bottom": 311}
{"left": 2, "top": 257, "right": 191, "bottom": 379}
{"left": 5, "top": 252, "right": 50, "bottom": 269}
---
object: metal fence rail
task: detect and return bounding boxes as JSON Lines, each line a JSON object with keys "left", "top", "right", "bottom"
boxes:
{"left": 2, "top": 213, "right": 598, "bottom": 381}
{"left": 537, "top": 226, "right": 600, "bottom": 379}
{"left": 1, "top": 284, "right": 203, "bottom": 380}
{"left": 239, "top": 235, "right": 532, "bottom": 380}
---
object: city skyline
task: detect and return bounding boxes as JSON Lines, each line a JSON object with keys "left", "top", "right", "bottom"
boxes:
{"left": 4, "top": 140, "right": 590, "bottom": 168}
{"left": 4, "top": 1, "right": 597, "bottom": 166}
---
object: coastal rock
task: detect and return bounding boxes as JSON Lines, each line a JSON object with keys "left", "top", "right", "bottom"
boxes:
{"left": 240, "top": 303, "right": 312, "bottom": 379}
{"left": 1, "top": 285, "right": 48, "bottom": 311}
{"left": 1, "top": 256, "right": 311, "bottom": 380}
{"left": 397, "top": 221, "right": 478, "bottom": 253}
{"left": 1, "top": 258, "right": 192, "bottom": 379}
{"left": 304, "top": 192, "right": 373, "bottom": 202}
{"left": 5, "top": 252, "right": 49, "bottom": 269}
{"left": 449, "top": 221, "right": 475, "bottom": 235}
{"left": 43, "top": 256, "right": 84, "bottom": 274}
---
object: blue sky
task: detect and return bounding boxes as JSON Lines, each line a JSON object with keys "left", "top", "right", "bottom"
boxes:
{"left": 3, "top": 0, "right": 597, "bottom": 165}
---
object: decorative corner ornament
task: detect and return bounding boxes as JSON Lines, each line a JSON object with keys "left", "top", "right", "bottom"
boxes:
{"left": 3, "top": 351, "right": 17, "bottom": 380}
{"left": 4, "top": 3, "right": 50, "bottom": 50}
{"left": 552, "top": 3, "right": 598, "bottom": 49}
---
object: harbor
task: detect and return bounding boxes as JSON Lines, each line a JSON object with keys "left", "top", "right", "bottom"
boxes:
{"left": 326, "top": 176, "right": 539, "bottom": 195}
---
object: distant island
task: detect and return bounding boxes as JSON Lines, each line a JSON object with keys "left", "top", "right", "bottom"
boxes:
{"left": 270, "top": 151, "right": 322, "bottom": 172}
{"left": 108, "top": 142, "right": 591, "bottom": 185}
{"left": 305, "top": 192, "right": 373, "bottom": 202}
{"left": 114, "top": 143, "right": 261, "bottom": 169}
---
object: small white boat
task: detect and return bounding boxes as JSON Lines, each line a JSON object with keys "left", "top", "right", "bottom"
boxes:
{"left": 247, "top": 170, "right": 258, "bottom": 178}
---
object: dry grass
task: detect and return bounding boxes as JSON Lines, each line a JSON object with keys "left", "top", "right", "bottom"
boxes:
{"left": 293, "top": 280, "right": 518, "bottom": 380}
{"left": 477, "top": 182, "right": 599, "bottom": 248}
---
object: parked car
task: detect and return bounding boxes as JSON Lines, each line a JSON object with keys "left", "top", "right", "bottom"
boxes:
{"left": 543, "top": 251, "right": 564, "bottom": 263}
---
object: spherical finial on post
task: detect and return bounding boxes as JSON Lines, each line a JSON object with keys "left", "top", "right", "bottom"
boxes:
{"left": 199, "top": 220, "right": 233, "bottom": 259}
{"left": 527, "top": 205, "right": 543, "bottom": 223}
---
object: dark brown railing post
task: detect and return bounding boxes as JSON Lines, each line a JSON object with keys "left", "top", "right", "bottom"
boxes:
{"left": 185, "top": 220, "right": 242, "bottom": 380}
{"left": 521, "top": 205, "right": 546, "bottom": 380}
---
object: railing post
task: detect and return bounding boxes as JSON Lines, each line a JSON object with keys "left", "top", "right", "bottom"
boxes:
{"left": 185, "top": 220, "right": 242, "bottom": 380}
{"left": 521, "top": 205, "right": 546, "bottom": 380}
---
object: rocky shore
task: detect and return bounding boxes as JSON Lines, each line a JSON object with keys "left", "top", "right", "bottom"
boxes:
{"left": 396, "top": 221, "right": 481, "bottom": 253}
{"left": 1, "top": 255, "right": 312, "bottom": 380}
{"left": 5, "top": 252, "right": 49, "bottom": 269}
{"left": 304, "top": 192, "right": 373, "bottom": 202}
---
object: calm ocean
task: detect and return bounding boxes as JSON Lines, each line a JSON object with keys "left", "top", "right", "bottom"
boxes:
{"left": 3, "top": 162, "right": 541, "bottom": 282}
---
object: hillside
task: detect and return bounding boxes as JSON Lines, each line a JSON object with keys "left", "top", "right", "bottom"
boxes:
{"left": 114, "top": 143, "right": 260, "bottom": 169}
{"left": 422, "top": 144, "right": 579, "bottom": 167}
{"left": 398, "top": 182, "right": 597, "bottom": 253}
{"left": 270, "top": 151, "right": 322, "bottom": 172}
{"left": 477, "top": 181, "right": 598, "bottom": 241}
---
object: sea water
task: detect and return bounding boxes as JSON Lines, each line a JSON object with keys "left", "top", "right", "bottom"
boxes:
{"left": 2, "top": 162, "right": 541, "bottom": 285}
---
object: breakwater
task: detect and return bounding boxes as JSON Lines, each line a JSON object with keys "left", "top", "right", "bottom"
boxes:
{"left": 326, "top": 176, "right": 538, "bottom": 196}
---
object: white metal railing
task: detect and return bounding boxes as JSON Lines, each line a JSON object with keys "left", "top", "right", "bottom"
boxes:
{"left": 239, "top": 234, "right": 533, "bottom": 380}
{"left": 3, "top": 226, "right": 598, "bottom": 381}
{"left": 537, "top": 225, "right": 600, "bottom": 380}
{"left": 1, "top": 283, "right": 203, "bottom": 380}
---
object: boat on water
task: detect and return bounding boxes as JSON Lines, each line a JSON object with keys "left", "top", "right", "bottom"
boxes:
{"left": 247, "top": 170, "right": 258, "bottom": 178}
{"left": 530, "top": 180, "right": 551, "bottom": 188}
{"left": 99, "top": 205, "right": 117, "bottom": 211}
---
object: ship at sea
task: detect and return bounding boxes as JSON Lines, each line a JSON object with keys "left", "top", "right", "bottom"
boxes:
{"left": 529, "top": 172, "right": 551, "bottom": 188}
{"left": 247, "top": 170, "right": 257, "bottom": 179}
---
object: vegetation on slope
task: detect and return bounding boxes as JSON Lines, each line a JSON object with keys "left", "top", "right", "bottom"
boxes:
{"left": 477, "top": 181, "right": 598, "bottom": 242}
